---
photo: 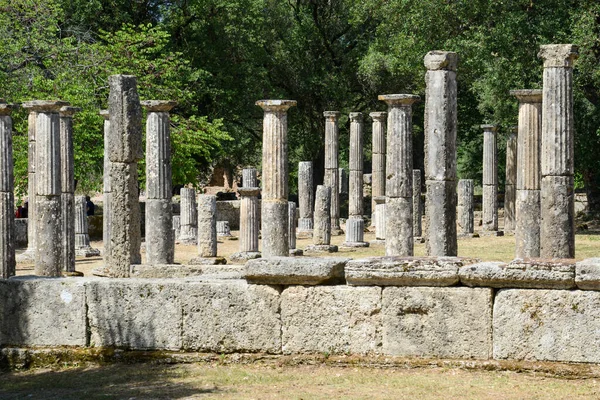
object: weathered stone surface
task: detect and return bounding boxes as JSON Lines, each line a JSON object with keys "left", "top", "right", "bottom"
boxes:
{"left": 261, "top": 200, "right": 289, "bottom": 257}
{"left": 424, "top": 180, "right": 457, "bottom": 256}
{"left": 0, "top": 277, "right": 87, "bottom": 346}
{"left": 575, "top": 258, "right": 600, "bottom": 290}
{"left": 179, "top": 188, "right": 197, "bottom": 244}
{"left": 217, "top": 220, "right": 232, "bottom": 237}
{"left": 383, "top": 287, "right": 492, "bottom": 359}
{"left": 540, "top": 175, "right": 574, "bottom": 258}
{"left": 197, "top": 194, "right": 217, "bottom": 258}
{"left": 188, "top": 256, "right": 227, "bottom": 265}
{"left": 338, "top": 167, "right": 348, "bottom": 194}
{"left": 245, "top": 256, "right": 348, "bottom": 285}
{"left": 346, "top": 256, "right": 478, "bottom": 286}
{"left": 61, "top": 193, "right": 76, "bottom": 272}
{"left": 385, "top": 196, "right": 412, "bottom": 256}
{"left": 482, "top": 184, "right": 498, "bottom": 231}
{"left": 238, "top": 188, "right": 260, "bottom": 254}
{"left": 0, "top": 192, "right": 15, "bottom": 278}
{"left": 242, "top": 168, "right": 257, "bottom": 187}
{"left": 457, "top": 179, "right": 474, "bottom": 235}
{"left": 493, "top": 288, "right": 600, "bottom": 362}
{"left": 108, "top": 75, "right": 143, "bottom": 163}
{"left": 0, "top": 111, "right": 15, "bottom": 192}
{"left": 459, "top": 259, "right": 575, "bottom": 289}
{"left": 538, "top": 43, "right": 579, "bottom": 68}
{"left": 373, "top": 197, "right": 386, "bottom": 240}
{"left": 281, "top": 286, "right": 382, "bottom": 354}
{"left": 182, "top": 281, "right": 281, "bottom": 353}
{"left": 512, "top": 89, "right": 542, "bottom": 191}
{"left": 313, "top": 185, "right": 331, "bottom": 245}
{"left": 515, "top": 189, "right": 540, "bottom": 258}
{"left": 423, "top": 50, "right": 458, "bottom": 71}
{"left": 298, "top": 162, "right": 313, "bottom": 232}
{"left": 34, "top": 196, "right": 62, "bottom": 277}
{"left": 324, "top": 168, "right": 340, "bottom": 233}
{"left": 145, "top": 198, "right": 174, "bottom": 264}
{"left": 370, "top": 112, "right": 387, "bottom": 222}
{"left": 343, "top": 217, "right": 367, "bottom": 247}
{"left": 412, "top": 170, "right": 422, "bottom": 237}
{"left": 230, "top": 251, "right": 262, "bottom": 263}
{"left": 504, "top": 130, "right": 517, "bottom": 234}
{"left": 303, "top": 244, "right": 338, "bottom": 254}
{"left": 144, "top": 107, "right": 173, "bottom": 200}
{"left": 129, "top": 264, "right": 243, "bottom": 279}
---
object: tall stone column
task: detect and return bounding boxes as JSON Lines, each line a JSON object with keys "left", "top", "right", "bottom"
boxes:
{"left": 481, "top": 124, "right": 501, "bottom": 235}
{"left": 343, "top": 112, "right": 369, "bottom": 247}
{"left": 412, "top": 169, "right": 423, "bottom": 241}
{"left": 510, "top": 89, "right": 542, "bottom": 258}
{"left": 190, "top": 194, "right": 225, "bottom": 264}
{"left": 99, "top": 110, "right": 111, "bottom": 258}
{"left": 243, "top": 168, "right": 258, "bottom": 187}
{"left": 538, "top": 44, "right": 578, "bottom": 258}
{"left": 457, "top": 179, "right": 475, "bottom": 237}
{"left": 323, "top": 111, "right": 342, "bottom": 235}
{"left": 106, "top": 75, "right": 143, "bottom": 277}
{"left": 179, "top": 188, "right": 197, "bottom": 245}
{"left": 142, "top": 100, "right": 176, "bottom": 265}
{"left": 304, "top": 185, "right": 338, "bottom": 254}
{"left": 0, "top": 101, "right": 16, "bottom": 278}
{"left": 60, "top": 106, "right": 81, "bottom": 274}
{"left": 504, "top": 127, "right": 518, "bottom": 234}
{"left": 424, "top": 51, "right": 458, "bottom": 256}
{"left": 288, "top": 201, "right": 302, "bottom": 255}
{"left": 25, "top": 100, "right": 68, "bottom": 276}
{"left": 75, "top": 195, "right": 101, "bottom": 257}
{"left": 257, "top": 100, "right": 296, "bottom": 257}
{"left": 370, "top": 112, "right": 387, "bottom": 227}
{"left": 298, "top": 161, "right": 314, "bottom": 234}
{"left": 339, "top": 168, "right": 348, "bottom": 195}
{"left": 379, "top": 94, "right": 420, "bottom": 256}
{"left": 231, "top": 168, "right": 261, "bottom": 262}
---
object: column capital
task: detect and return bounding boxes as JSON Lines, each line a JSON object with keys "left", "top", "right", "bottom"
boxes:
{"left": 22, "top": 100, "right": 69, "bottom": 113}
{"left": 323, "top": 111, "right": 341, "bottom": 121}
{"left": 0, "top": 100, "right": 18, "bottom": 115}
{"left": 424, "top": 51, "right": 458, "bottom": 71}
{"left": 510, "top": 89, "right": 543, "bottom": 103}
{"left": 238, "top": 187, "right": 260, "bottom": 197}
{"left": 480, "top": 124, "right": 498, "bottom": 132}
{"left": 256, "top": 99, "right": 296, "bottom": 112}
{"left": 59, "top": 106, "right": 81, "bottom": 118}
{"left": 538, "top": 44, "right": 579, "bottom": 68}
{"left": 141, "top": 100, "right": 177, "bottom": 112}
{"left": 373, "top": 196, "right": 386, "bottom": 204}
{"left": 369, "top": 111, "right": 387, "bottom": 121}
{"left": 99, "top": 109, "right": 109, "bottom": 120}
{"left": 349, "top": 112, "right": 363, "bottom": 122}
{"left": 378, "top": 94, "right": 420, "bottom": 106}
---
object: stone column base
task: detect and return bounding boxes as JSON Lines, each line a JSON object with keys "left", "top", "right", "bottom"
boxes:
{"left": 289, "top": 248, "right": 304, "bottom": 256}
{"left": 478, "top": 230, "right": 504, "bottom": 237}
{"left": 16, "top": 248, "right": 36, "bottom": 262}
{"left": 75, "top": 247, "right": 101, "bottom": 257}
{"left": 458, "top": 233, "right": 479, "bottom": 239}
{"left": 369, "top": 239, "right": 386, "bottom": 246}
{"left": 304, "top": 244, "right": 338, "bottom": 254}
{"left": 189, "top": 256, "right": 227, "bottom": 265}
{"left": 230, "top": 251, "right": 261, "bottom": 263}
{"left": 341, "top": 241, "right": 370, "bottom": 248}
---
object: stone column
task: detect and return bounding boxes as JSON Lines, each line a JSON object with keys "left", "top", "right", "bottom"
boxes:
{"left": 504, "top": 127, "right": 518, "bottom": 234}
{"left": 106, "top": 75, "right": 143, "bottom": 277}
{"left": 298, "top": 161, "right": 314, "bottom": 234}
{"left": 217, "top": 221, "right": 233, "bottom": 237}
{"left": 370, "top": 112, "right": 387, "bottom": 227}
{"left": 323, "top": 111, "right": 342, "bottom": 235}
{"left": 288, "top": 201, "right": 302, "bottom": 256}
{"left": 304, "top": 185, "right": 338, "bottom": 254}
{"left": 510, "top": 89, "right": 542, "bottom": 258}
{"left": 343, "top": 112, "right": 368, "bottom": 247}
{"left": 424, "top": 51, "right": 458, "bottom": 256}
{"left": 379, "top": 94, "right": 420, "bottom": 256}
{"left": 481, "top": 124, "right": 501, "bottom": 235}
{"left": 339, "top": 168, "right": 348, "bottom": 195}
{"left": 412, "top": 169, "right": 423, "bottom": 241}
{"left": 257, "top": 100, "right": 296, "bottom": 257}
{"left": 457, "top": 179, "right": 475, "bottom": 237}
{"left": 74, "top": 195, "right": 101, "bottom": 257}
{"left": 231, "top": 168, "right": 261, "bottom": 262}
{"left": 243, "top": 168, "right": 258, "bottom": 187}
{"left": 25, "top": 100, "right": 68, "bottom": 276}
{"left": 538, "top": 44, "right": 578, "bottom": 258}
{"left": 190, "top": 194, "right": 225, "bottom": 264}
{"left": 99, "top": 110, "right": 111, "bottom": 258}
{"left": 141, "top": 100, "right": 176, "bottom": 265}
{"left": 179, "top": 188, "right": 198, "bottom": 245}
{"left": 0, "top": 101, "right": 16, "bottom": 278}
{"left": 60, "top": 106, "right": 81, "bottom": 274}
{"left": 370, "top": 196, "right": 386, "bottom": 246}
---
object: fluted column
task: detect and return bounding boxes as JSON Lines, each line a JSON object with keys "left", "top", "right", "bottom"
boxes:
{"left": 370, "top": 112, "right": 387, "bottom": 226}
{"left": 323, "top": 111, "right": 342, "bottom": 234}
{"left": 74, "top": 195, "right": 101, "bottom": 257}
{"left": 288, "top": 201, "right": 302, "bottom": 255}
{"left": 538, "top": 44, "right": 578, "bottom": 258}
{"left": 231, "top": 168, "right": 261, "bottom": 262}
{"left": 298, "top": 161, "right": 314, "bottom": 233}
{"left": 457, "top": 179, "right": 475, "bottom": 237}
{"left": 339, "top": 168, "right": 348, "bottom": 195}
{"left": 304, "top": 185, "right": 338, "bottom": 254}
{"left": 424, "top": 51, "right": 458, "bottom": 256}
{"left": 60, "top": 106, "right": 80, "bottom": 273}
{"left": 179, "top": 188, "right": 198, "bottom": 244}
{"left": 17, "top": 108, "right": 38, "bottom": 261}
{"left": 481, "top": 124, "right": 499, "bottom": 234}
{"left": 100, "top": 110, "right": 111, "bottom": 258}
{"left": 257, "top": 100, "right": 296, "bottom": 257}
{"left": 379, "top": 94, "right": 419, "bottom": 256}
{"left": 511, "top": 89, "right": 542, "bottom": 258}
{"left": 107, "top": 75, "right": 143, "bottom": 277}
{"left": 142, "top": 100, "right": 176, "bottom": 265}
{"left": 344, "top": 112, "right": 368, "bottom": 247}
{"left": 412, "top": 169, "right": 422, "bottom": 239}
{"left": 0, "top": 101, "right": 16, "bottom": 278}
{"left": 370, "top": 196, "right": 386, "bottom": 245}
{"left": 192, "top": 194, "right": 220, "bottom": 262}
{"left": 504, "top": 127, "right": 518, "bottom": 234}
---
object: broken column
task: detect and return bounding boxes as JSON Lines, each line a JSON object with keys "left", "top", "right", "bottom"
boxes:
{"left": 538, "top": 44, "right": 578, "bottom": 258}
{"left": 298, "top": 161, "right": 314, "bottom": 234}
{"left": 217, "top": 221, "right": 233, "bottom": 238}
{"left": 190, "top": 194, "right": 225, "bottom": 264}
{"left": 141, "top": 100, "right": 176, "bottom": 265}
{"left": 510, "top": 89, "right": 542, "bottom": 258}
{"left": 106, "top": 75, "right": 143, "bottom": 277}
{"left": 305, "top": 185, "right": 338, "bottom": 254}
{"left": 457, "top": 179, "right": 475, "bottom": 237}
{"left": 0, "top": 100, "right": 16, "bottom": 278}
{"left": 17, "top": 107, "right": 38, "bottom": 261}
{"left": 370, "top": 196, "right": 386, "bottom": 246}
{"left": 257, "top": 100, "right": 296, "bottom": 257}
{"left": 343, "top": 112, "right": 368, "bottom": 247}
{"left": 288, "top": 201, "right": 302, "bottom": 256}
{"left": 412, "top": 169, "right": 423, "bottom": 241}
{"left": 378, "top": 94, "right": 420, "bottom": 256}
{"left": 370, "top": 112, "right": 387, "bottom": 225}
{"left": 504, "top": 127, "right": 518, "bottom": 234}
{"left": 231, "top": 168, "right": 261, "bottom": 262}
{"left": 99, "top": 110, "right": 111, "bottom": 257}
{"left": 74, "top": 195, "right": 101, "bottom": 257}
{"left": 424, "top": 51, "right": 458, "bottom": 256}
{"left": 60, "top": 106, "right": 81, "bottom": 274}
{"left": 179, "top": 188, "right": 198, "bottom": 245}
{"left": 481, "top": 124, "right": 501, "bottom": 235}
{"left": 324, "top": 111, "right": 343, "bottom": 235}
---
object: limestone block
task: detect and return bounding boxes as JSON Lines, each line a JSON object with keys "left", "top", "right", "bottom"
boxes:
{"left": 261, "top": 199, "right": 289, "bottom": 257}
{"left": 493, "top": 288, "right": 600, "bottom": 363}
{"left": 382, "top": 287, "right": 492, "bottom": 359}
{"left": 346, "top": 256, "right": 478, "bottom": 286}
{"left": 181, "top": 281, "right": 281, "bottom": 353}
{"left": 385, "top": 196, "right": 412, "bottom": 256}
{"left": 108, "top": 75, "right": 143, "bottom": 163}
{"left": 281, "top": 286, "right": 382, "bottom": 354}
{"left": 575, "top": 258, "right": 600, "bottom": 290}
{"left": 424, "top": 180, "right": 457, "bottom": 256}
{"left": 245, "top": 256, "right": 348, "bottom": 285}
{"left": 459, "top": 259, "right": 575, "bottom": 289}
{"left": 515, "top": 189, "right": 540, "bottom": 258}
{"left": 0, "top": 277, "right": 87, "bottom": 346}
{"left": 540, "top": 175, "right": 574, "bottom": 258}
{"left": 35, "top": 196, "right": 62, "bottom": 277}
{"left": 303, "top": 244, "right": 338, "bottom": 254}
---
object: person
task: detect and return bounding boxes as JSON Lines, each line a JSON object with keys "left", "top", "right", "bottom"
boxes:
{"left": 86, "top": 196, "right": 95, "bottom": 216}
{"left": 15, "top": 205, "right": 23, "bottom": 218}
{"left": 21, "top": 201, "right": 28, "bottom": 218}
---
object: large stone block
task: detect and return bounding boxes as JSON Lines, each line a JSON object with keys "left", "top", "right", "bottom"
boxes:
{"left": 245, "top": 256, "right": 348, "bottom": 285}
{"left": 181, "top": 281, "right": 281, "bottom": 353}
{"left": 493, "top": 289, "right": 600, "bottom": 362}
{"left": 281, "top": 286, "right": 382, "bottom": 354}
{"left": 575, "top": 258, "right": 600, "bottom": 290}
{"left": 0, "top": 277, "right": 87, "bottom": 346}
{"left": 424, "top": 180, "right": 457, "bottom": 256}
{"left": 382, "top": 287, "right": 492, "bottom": 359}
